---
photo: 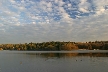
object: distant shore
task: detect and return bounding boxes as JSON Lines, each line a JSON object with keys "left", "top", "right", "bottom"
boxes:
{"left": 0, "top": 41, "right": 108, "bottom": 51}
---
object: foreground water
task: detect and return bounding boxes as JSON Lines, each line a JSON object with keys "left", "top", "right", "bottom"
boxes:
{"left": 0, "top": 50, "right": 108, "bottom": 72}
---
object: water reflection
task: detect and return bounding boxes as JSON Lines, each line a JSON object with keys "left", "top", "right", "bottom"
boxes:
{"left": 27, "top": 52, "right": 108, "bottom": 58}
{"left": 0, "top": 51, "right": 108, "bottom": 72}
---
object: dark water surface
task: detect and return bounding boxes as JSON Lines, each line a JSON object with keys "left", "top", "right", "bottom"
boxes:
{"left": 0, "top": 50, "right": 108, "bottom": 72}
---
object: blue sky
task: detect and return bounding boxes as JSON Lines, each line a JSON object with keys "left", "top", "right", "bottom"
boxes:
{"left": 0, "top": 0, "right": 108, "bottom": 43}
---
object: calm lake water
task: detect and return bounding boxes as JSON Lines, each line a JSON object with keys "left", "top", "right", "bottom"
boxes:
{"left": 0, "top": 50, "right": 108, "bottom": 72}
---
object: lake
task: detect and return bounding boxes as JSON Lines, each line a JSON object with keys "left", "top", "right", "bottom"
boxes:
{"left": 0, "top": 50, "right": 108, "bottom": 72}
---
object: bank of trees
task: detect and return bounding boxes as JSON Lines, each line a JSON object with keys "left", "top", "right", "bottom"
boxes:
{"left": 0, "top": 41, "right": 108, "bottom": 51}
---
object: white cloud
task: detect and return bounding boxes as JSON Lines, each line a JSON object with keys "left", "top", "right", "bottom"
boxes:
{"left": 79, "top": 8, "right": 88, "bottom": 13}
{"left": 15, "top": 23, "right": 20, "bottom": 26}
{"left": 10, "top": 0, "right": 16, "bottom": 4}
{"left": 58, "top": 0, "right": 65, "bottom": 6}
{"left": 47, "top": 7, "right": 52, "bottom": 12}
{"left": 0, "top": 0, "right": 108, "bottom": 43}
{"left": 95, "top": 8, "right": 105, "bottom": 15}
{"left": 47, "top": 2, "right": 52, "bottom": 8}
{"left": 55, "top": 0, "right": 58, "bottom": 4}
{"left": 78, "top": 0, "right": 91, "bottom": 13}
{"left": 32, "top": 22, "right": 36, "bottom": 24}
{"left": 68, "top": 3, "right": 72, "bottom": 7}
{"left": 92, "top": 0, "right": 108, "bottom": 15}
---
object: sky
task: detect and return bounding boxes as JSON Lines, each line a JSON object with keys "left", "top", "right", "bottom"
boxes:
{"left": 0, "top": 0, "right": 108, "bottom": 43}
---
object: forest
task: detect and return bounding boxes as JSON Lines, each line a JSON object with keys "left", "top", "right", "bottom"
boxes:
{"left": 0, "top": 41, "right": 108, "bottom": 51}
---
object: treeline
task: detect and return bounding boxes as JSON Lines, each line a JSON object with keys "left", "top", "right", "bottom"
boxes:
{"left": 0, "top": 41, "right": 108, "bottom": 51}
